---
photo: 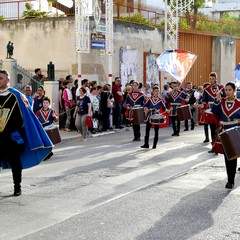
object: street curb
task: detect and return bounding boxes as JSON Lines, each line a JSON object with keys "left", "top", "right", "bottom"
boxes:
{"left": 59, "top": 127, "right": 128, "bottom": 144}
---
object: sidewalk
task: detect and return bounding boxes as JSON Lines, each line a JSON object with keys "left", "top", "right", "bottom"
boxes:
{"left": 59, "top": 127, "right": 127, "bottom": 142}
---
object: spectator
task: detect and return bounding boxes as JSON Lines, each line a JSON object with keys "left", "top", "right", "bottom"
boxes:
{"left": 112, "top": 77, "right": 123, "bottom": 129}
{"left": 123, "top": 85, "right": 132, "bottom": 127}
{"left": 74, "top": 87, "right": 92, "bottom": 141}
{"left": 142, "top": 83, "right": 152, "bottom": 99}
{"left": 90, "top": 80, "right": 97, "bottom": 89}
{"left": 72, "top": 79, "right": 78, "bottom": 102}
{"left": 89, "top": 87, "right": 100, "bottom": 133}
{"left": 100, "top": 84, "right": 114, "bottom": 131}
{"left": 63, "top": 82, "right": 74, "bottom": 132}
{"left": 31, "top": 68, "right": 45, "bottom": 93}
{"left": 58, "top": 78, "right": 66, "bottom": 130}
{"left": 24, "top": 85, "right": 34, "bottom": 109}
{"left": 66, "top": 75, "right": 73, "bottom": 84}
{"left": 162, "top": 84, "right": 169, "bottom": 100}
{"left": 76, "top": 79, "right": 90, "bottom": 99}
{"left": 33, "top": 85, "right": 45, "bottom": 114}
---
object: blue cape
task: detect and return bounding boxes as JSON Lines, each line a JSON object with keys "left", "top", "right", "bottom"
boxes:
{"left": 3, "top": 88, "right": 53, "bottom": 169}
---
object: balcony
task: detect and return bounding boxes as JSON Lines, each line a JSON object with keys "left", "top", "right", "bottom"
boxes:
{"left": 213, "top": 0, "right": 240, "bottom": 12}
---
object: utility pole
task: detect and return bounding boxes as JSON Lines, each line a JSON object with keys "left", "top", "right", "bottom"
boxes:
{"left": 75, "top": 0, "right": 90, "bottom": 86}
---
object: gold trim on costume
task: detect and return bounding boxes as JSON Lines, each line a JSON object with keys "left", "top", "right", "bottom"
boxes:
{"left": 0, "top": 101, "right": 16, "bottom": 132}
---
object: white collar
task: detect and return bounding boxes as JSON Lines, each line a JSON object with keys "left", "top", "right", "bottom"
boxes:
{"left": 0, "top": 87, "right": 10, "bottom": 96}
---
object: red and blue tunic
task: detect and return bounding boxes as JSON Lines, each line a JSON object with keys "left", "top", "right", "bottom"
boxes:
{"left": 144, "top": 96, "right": 166, "bottom": 112}
{"left": 202, "top": 84, "right": 226, "bottom": 109}
{"left": 126, "top": 91, "right": 145, "bottom": 107}
{"left": 167, "top": 90, "right": 187, "bottom": 116}
{"left": 36, "top": 108, "right": 57, "bottom": 127}
{"left": 212, "top": 98, "right": 240, "bottom": 130}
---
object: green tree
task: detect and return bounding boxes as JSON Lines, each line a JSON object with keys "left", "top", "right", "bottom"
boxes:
{"left": 165, "top": 0, "right": 215, "bottom": 29}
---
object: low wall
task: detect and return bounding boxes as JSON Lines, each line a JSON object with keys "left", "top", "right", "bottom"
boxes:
{"left": 0, "top": 17, "right": 237, "bottom": 86}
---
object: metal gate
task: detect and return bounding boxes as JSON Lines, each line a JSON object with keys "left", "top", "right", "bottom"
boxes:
{"left": 179, "top": 31, "right": 213, "bottom": 87}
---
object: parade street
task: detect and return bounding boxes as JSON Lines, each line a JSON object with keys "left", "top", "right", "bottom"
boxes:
{"left": 1, "top": 125, "right": 240, "bottom": 240}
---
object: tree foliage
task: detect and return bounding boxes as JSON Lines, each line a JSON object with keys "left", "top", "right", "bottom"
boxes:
{"left": 22, "top": 2, "right": 48, "bottom": 18}
{"left": 164, "top": 0, "right": 210, "bottom": 14}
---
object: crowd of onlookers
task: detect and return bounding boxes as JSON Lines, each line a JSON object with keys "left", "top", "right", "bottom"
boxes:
{"left": 21, "top": 67, "right": 240, "bottom": 143}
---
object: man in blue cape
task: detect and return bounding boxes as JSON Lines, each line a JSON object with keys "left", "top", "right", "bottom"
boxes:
{"left": 0, "top": 70, "right": 53, "bottom": 196}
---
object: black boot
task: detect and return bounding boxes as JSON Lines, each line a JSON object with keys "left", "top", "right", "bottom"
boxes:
{"left": 191, "top": 119, "right": 195, "bottom": 130}
{"left": 14, "top": 185, "right": 22, "bottom": 196}
{"left": 152, "top": 137, "right": 158, "bottom": 149}
{"left": 140, "top": 137, "right": 149, "bottom": 149}
{"left": 12, "top": 167, "right": 22, "bottom": 196}
{"left": 203, "top": 124, "right": 209, "bottom": 143}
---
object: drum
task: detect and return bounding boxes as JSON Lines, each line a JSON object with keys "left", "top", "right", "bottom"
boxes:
{"left": 151, "top": 112, "right": 169, "bottom": 129}
{"left": 203, "top": 109, "right": 218, "bottom": 124}
{"left": 149, "top": 113, "right": 166, "bottom": 125}
{"left": 132, "top": 106, "right": 145, "bottom": 124}
{"left": 176, "top": 105, "right": 192, "bottom": 121}
{"left": 219, "top": 126, "right": 240, "bottom": 160}
{"left": 212, "top": 128, "right": 224, "bottom": 154}
{"left": 45, "top": 125, "right": 61, "bottom": 144}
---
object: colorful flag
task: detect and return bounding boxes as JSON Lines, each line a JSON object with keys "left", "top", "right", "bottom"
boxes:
{"left": 234, "top": 63, "right": 240, "bottom": 88}
{"left": 156, "top": 50, "right": 197, "bottom": 83}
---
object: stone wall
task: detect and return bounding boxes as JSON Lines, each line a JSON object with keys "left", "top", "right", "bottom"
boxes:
{"left": 0, "top": 17, "right": 164, "bottom": 86}
{"left": 212, "top": 36, "right": 236, "bottom": 85}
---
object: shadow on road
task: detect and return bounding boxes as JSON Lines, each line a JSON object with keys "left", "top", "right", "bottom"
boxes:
{"left": 136, "top": 180, "right": 230, "bottom": 240}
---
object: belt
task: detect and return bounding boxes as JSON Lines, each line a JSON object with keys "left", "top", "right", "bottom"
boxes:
{"left": 220, "top": 120, "right": 239, "bottom": 125}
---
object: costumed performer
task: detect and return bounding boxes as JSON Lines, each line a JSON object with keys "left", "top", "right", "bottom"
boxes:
{"left": 0, "top": 70, "right": 53, "bottom": 196}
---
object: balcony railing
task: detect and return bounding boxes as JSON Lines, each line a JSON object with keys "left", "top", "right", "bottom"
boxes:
{"left": 1, "top": 1, "right": 240, "bottom": 37}
{"left": 0, "top": 0, "right": 36, "bottom": 19}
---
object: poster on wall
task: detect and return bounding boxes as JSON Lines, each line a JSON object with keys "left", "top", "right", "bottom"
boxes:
{"left": 144, "top": 52, "right": 160, "bottom": 85}
{"left": 119, "top": 48, "right": 138, "bottom": 87}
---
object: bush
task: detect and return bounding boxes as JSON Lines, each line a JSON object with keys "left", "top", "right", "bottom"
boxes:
{"left": 22, "top": 10, "right": 48, "bottom": 18}
{"left": 120, "top": 13, "right": 150, "bottom": 26}
{"left": 22, "top": 2, "right": 48, "bottom": 18}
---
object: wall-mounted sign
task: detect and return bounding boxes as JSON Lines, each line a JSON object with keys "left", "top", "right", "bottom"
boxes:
{"left": 91, "top": 33, "right": 105, "bottom": 49}
{"left": 96, "top": 25, "right": 107, "bottom": 33}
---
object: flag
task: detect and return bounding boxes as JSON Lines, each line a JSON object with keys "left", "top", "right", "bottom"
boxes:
{"left": 234, "top": 63, "right": 240, "bottom": 88}
{"left": 156, "top": 50, "right": 197, "bottom": 83}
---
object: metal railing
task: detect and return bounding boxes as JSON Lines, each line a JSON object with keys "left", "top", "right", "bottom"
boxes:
{"left": 13, "top": 64, "right": 39, "bottom": 93}
{"left": 1, "top": 0, "right": 240, "bottom": 37}
{"left": 0, "top": 0, "right": 36, "bottom": 19}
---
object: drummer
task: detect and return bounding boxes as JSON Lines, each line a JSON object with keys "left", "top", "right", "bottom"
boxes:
{"left": 198, "top": 82, "right": 211, "bottom": 143}
{"left": 125, "top": 81, "right": 145, "bottom": 141}
{"left": 212, "top": 82, "right": 240, "bottom": 189}
{"left": 201, "top": 72, "right": 225, "bottom": 153}
{"left": 141, "top": 86, "right": 167, "bottom": 149}
{"left": 166, "top": 81, "right": 188, "bottom": 136}
{"left": 183, "top": 82, "right": 196, "bottom": 131}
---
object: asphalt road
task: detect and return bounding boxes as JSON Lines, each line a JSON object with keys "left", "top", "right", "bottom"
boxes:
{"left": 1, "top": 125, "right": 240, "bottom": 240}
